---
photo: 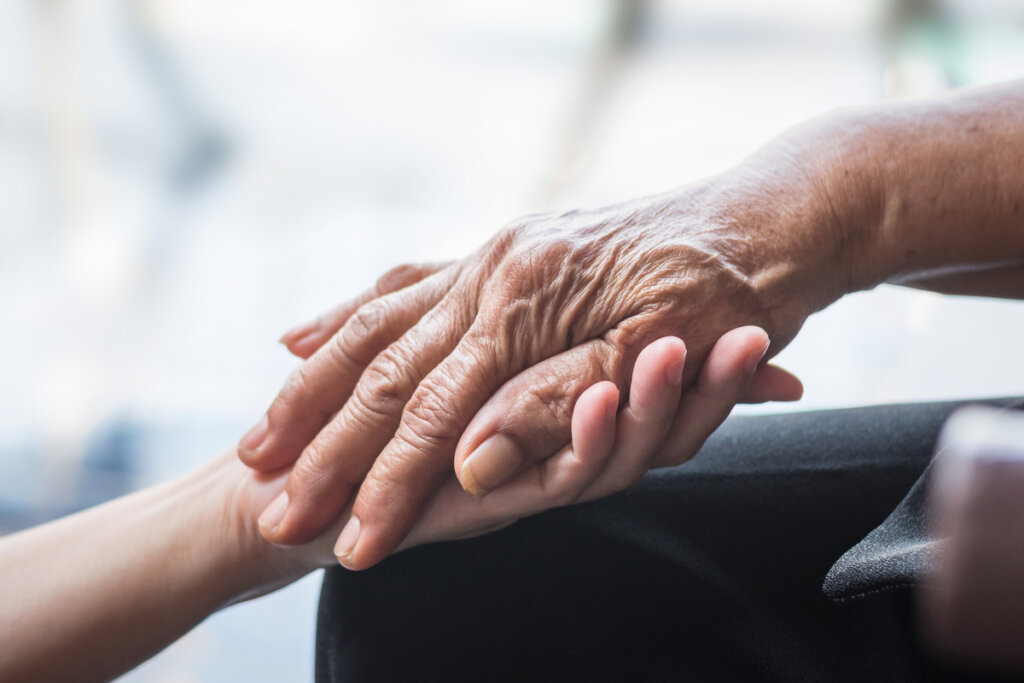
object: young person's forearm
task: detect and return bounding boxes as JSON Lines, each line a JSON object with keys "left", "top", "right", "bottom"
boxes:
{"left": 0, "top": 454, "right": 294, "bottom": 683}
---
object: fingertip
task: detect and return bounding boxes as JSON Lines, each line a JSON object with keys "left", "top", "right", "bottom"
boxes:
{"left": 740, "top": 364, "right": 804, "bottom": 403}
{"left": 237, "top": 415, "right": 270, "bottom": 466}
{"left": 778, "top": 370, "right": 804, "bottom": 401}
{"left": 571, "top": 381, "right": 619, "bottom": 464}
{"left": 285, "top": 332, "right": 322, "bottom": 359}
{"left": 279, "top": 318, "right": 318, "bottom": 346}
{"left": 574, "top": 381, "right": 619, "bottom": 425}
{"left": 744, "top": 335, "right": 771, "bottom": 374}
{"left": 633, "top": 336, "right": 687, "bottom": 388}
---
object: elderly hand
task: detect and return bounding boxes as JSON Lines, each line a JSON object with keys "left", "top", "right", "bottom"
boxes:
{"left": 245, "top": 328, "right": 799, "bottom": 573}
{"left": 240, "top": 141, "right": 843, "bottom": 569}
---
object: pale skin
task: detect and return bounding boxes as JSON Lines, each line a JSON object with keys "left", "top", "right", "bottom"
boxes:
{"left": 239, "top": 79, "right": 1024, "bottom": 571}
{"left": 0, "top": 326, "right": 787, "bottom": 682}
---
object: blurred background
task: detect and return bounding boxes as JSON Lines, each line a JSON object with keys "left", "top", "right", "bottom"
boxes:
{"left": 1, "top": 0, "right": 1023, "bottom": 680}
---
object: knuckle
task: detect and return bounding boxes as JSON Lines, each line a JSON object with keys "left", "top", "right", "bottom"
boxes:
{"left": 501, "top": 239, "right": 572, "bottom": 295}
{"left": 290, "top": 442, "right": 335, "bottom": 494}
{"left": 344, "top": 299, "right": 389, "bottom": 342}
{"left": 357, "top": 457, "right": 407, "bottom": 513}
{"left": 357, "top": 448, "right": 445, "bottom": 520}
{"left": 329, "top": 299, "right": 393, "bottom": 370}
{"left": 524, "top": 383, "right": 573, "bottom": 440}
{"left": 399, "top": 380, "right": 463, "bottom": 448}
{"left": 357, "top": 470, "right": 401, "bottom": 515}
{"left": 367, "top": 346, "right": 420, "bottom": 399}
{"left": 349, "top": 366, "right": 411, "bottom": 427}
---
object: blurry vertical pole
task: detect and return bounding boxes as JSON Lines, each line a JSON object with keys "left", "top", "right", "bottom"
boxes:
{"left": 880, "top": 0, "right": 962, "bottom": 97}
{"left": 120, "top": 0, "right": 229, "bottom": 197}
{"left": 534, "top": 0, "right": 649, "bottom": 209}
{"left": 32, "top": 0, "right": 111, "bottom": 511}
{"left": 34, "top": 0, "right": 106, "bottom": 243}
{"left": 119, "top": 0, "right": 229, "bottom": 287}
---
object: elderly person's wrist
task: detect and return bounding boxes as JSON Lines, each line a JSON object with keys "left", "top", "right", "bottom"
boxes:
{"left": 650, "top": 123, "right": 880, "bottom": 345}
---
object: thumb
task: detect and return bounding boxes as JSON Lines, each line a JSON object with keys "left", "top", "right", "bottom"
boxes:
{"left": 454, "top": 336, "right": 648, "bottom": 497}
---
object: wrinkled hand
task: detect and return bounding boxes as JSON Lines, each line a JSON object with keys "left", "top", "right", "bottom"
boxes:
{"left": 241, "top": 329, "right": 799, "bottom": 574}
{"left": 240, "top": 174, "right": 832, "bottom": 569}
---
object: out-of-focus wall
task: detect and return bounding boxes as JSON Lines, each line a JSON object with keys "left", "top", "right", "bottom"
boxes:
{"left": 1, "top": 1, "right": 1022, "bottom": 680}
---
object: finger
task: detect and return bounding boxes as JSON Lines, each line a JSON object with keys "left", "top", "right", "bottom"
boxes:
{"left": 740, "top": 363, "right": 803, "bottom": 403}
{"left": 397, "top": 338, "right": 681, "bottom": 557}
{"left": 258, "top": 294, "right": 469, "bottom": 545}
{"left": 654, "top": 325, "right": 770, "bottom": 468}
{"left": 454, "top": 337, "right": 629, "bottom": 499}
{"left": 329, "top": 325, "right": 523, "bottom": 568}
{"left": 397, "top": 338, "right": 680, "bottom": 554}
{"left": 397, "top": 380, "right": 620, "bottom": 552}
{"left": 281, "top": 262, "right": 453, "bottom": 359}
{"left": 239, "top": 270, "right": 453, "bottom": 473}
{"left": 576, "top": 336, "right": 687, "bottom": 499}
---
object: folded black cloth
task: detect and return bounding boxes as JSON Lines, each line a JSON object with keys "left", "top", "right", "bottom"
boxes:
{"left": 823, "top": 458, "right": 942, "bottom": 601}
{"left": 823, "top": 398, "right": 1024, "bottom": 603}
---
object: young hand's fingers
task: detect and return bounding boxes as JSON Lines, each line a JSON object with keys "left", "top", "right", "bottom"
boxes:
{"left": 576, "top": 337, "right": 687, "bottom": 499}
{"left": 397, "top": 380, "right": 620, "bottom": 552}
{"left": 280, "top": 262, "right": 453, "bottom": 359}
{"left": 740, "top": 363, "right": 803, "bottom": 403}
{"left": 653, "top": 326, "right": 770, "bottom": 468}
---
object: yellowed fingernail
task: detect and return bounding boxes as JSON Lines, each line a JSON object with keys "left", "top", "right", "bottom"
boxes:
{"left": 459, "top": 434, "right": 522, "bottom": 497}
{"left": 258, "top": 491, "right": 288, "bottom": 531}
{"left": 334, "top": 516, "right": 361, "bottom": 561}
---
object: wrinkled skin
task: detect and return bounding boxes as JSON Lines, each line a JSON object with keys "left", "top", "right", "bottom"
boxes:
{"left": 242, "top": 329, "right": 791, "bottom": 580}
{"left": 240, "top": 151, "right": 848, "bottom": 570}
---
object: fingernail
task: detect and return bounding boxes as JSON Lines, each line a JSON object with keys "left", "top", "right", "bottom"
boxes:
{"left": 745, "top": 339, "right": 771, "bottom": 374}
{"left": 665, "top": 356, "right": 686, "bottom": 386}
{"left": 284, "top": 328, "right": 319, "bottom": 352}
{"left": 279, "top": 320, "right": 317, "bottom": 346}
{"left": 259, "top": 491, "right": 289, "bottom": 531}
{"left": 460, "top": 434, "right": 523, "bottom": 497}
{"left": 239, "top": 415, "right": 269, "bottom": 452}
{"left": 334, "top": 516, "right": 361, "bottom": 560}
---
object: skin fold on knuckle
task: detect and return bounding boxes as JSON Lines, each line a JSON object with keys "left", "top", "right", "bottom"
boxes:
{"left": 326, "top": 300, "right": 394, "bottom": 375}
{"left": 288, "top": 442, "right": 339, "bottom": 498}
{"left": 364, "top": 345, "right": 423, "bottom": 405}
{"left": 401, "top": 379, "right": 466, "bottom": 448}
{"left": 356, "top": 455, "right": 413, "bottom": 518}
{"left": 492, "top": 345, "right": 608, "bottom": 458}
{"left": 357, "top": 431, "right": 452, "bottom": 524}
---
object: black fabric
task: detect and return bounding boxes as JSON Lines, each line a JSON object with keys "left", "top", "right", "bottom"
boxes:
{"left": 315, "top": 398, "right": 1024, "bottom": 682}
{"left": 823, "top": 458, "right": 943, "bottom": 601}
